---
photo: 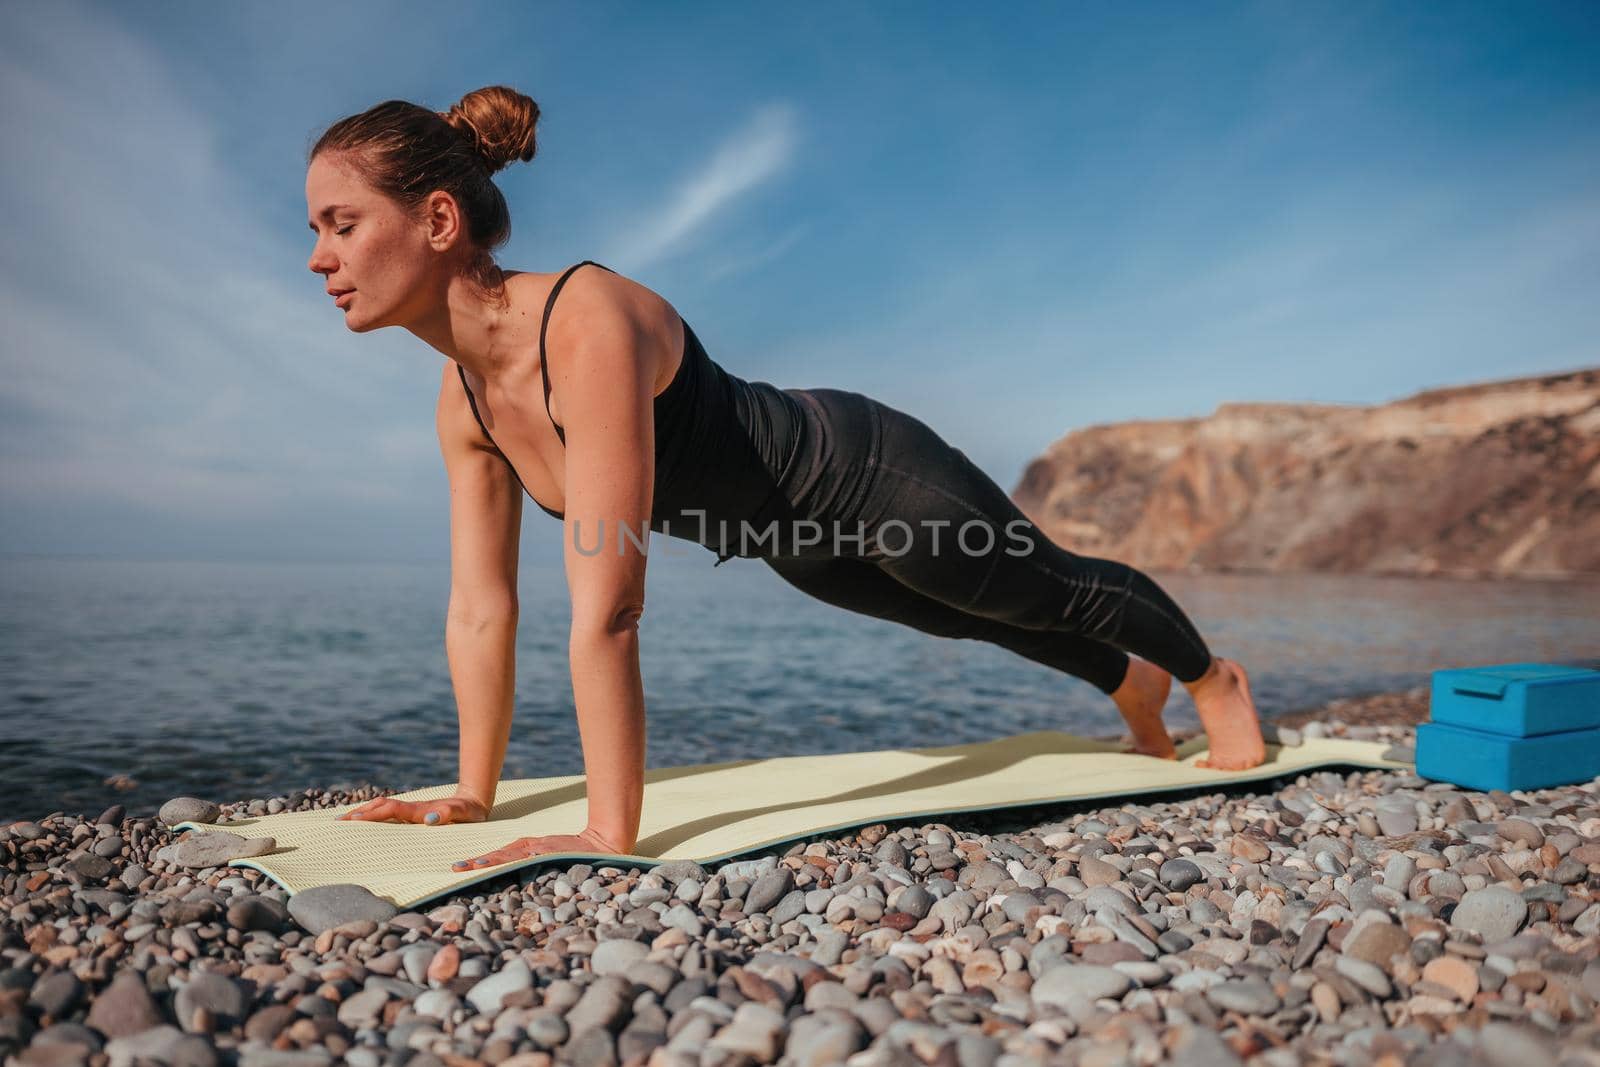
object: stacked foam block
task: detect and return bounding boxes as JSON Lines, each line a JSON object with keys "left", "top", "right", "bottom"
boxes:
{"left": 1416, "top": 663, "right": 1600, "bottom": 792}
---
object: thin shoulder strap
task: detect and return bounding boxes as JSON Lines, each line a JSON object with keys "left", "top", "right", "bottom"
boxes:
{"left": 540, "top": 260, "right": 617, "bottom": 445}
{"left": 456, "top": 362, "right": 572, "bottom": 520}
{"left": 457, "top": 364, "right": 496, "bottom": 446}
{"left": 456, "top": 363, "right": 529, "bottom": 497}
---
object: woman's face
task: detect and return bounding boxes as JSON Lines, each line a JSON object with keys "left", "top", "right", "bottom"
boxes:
{"left": 305, "top": 153, "right": 438, "bottom": 332}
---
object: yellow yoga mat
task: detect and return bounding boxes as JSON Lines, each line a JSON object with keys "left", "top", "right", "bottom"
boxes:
{"left": 175, "top": 730, "right": 1409, "bottom": 910}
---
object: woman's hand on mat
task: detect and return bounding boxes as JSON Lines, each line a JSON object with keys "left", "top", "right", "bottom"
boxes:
{"left": 451, "top": 827, "right": 626, "bottom": 872}
{"left": 335, "top": 793, "right": 490, "bottom": 826}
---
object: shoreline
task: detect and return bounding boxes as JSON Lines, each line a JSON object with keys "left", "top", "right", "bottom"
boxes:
{"left": 3, "top": 689, "right": 1597, "bottom": 1066}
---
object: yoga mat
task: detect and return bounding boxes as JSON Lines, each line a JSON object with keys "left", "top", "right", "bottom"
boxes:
{"left": 175, "top": 730, "right": 1409, "bottom": 910}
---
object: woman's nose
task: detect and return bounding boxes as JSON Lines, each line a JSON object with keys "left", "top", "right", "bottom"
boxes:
{"left": 307, "top": 244, "right": 336, "bottom": 275}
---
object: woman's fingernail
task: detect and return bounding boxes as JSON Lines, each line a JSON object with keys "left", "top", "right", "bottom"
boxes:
{"left": 424, "top": 812, "right": 440, "bottom": 825}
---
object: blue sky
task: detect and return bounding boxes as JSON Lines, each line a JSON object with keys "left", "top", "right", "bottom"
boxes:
{"left": 2, "top": 0, "right": 1597, "bottom": 564}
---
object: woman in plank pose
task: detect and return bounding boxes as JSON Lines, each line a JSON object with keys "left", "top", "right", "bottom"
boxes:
{"left": 317, "top": 87, "right": 1266, "bottom": 871}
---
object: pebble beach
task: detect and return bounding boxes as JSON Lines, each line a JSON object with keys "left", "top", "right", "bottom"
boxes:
{"left": 5, "top": 689, "right": 1600, "bottom": 1067}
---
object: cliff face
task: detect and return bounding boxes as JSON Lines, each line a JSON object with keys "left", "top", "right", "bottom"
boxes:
{"left": 1010, "top": 368, "right": 1600, "bottom": 578}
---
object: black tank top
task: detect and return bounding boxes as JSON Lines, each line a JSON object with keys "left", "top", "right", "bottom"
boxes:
{"left": 455, "top": 261, "right": 808, "bottom": 565}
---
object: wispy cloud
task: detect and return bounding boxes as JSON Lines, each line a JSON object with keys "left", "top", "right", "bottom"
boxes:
{"left": 606, "top": 103, "right": 800, "bottom": 272}
{"left": 704, "top": 221, "right": 812, "bottom": 283}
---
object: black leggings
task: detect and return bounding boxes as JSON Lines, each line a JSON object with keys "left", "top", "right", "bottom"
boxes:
{"left": 742, "top": 388, "right": 1214, "bottom": 695}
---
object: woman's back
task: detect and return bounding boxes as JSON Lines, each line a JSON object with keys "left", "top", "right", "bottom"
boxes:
{"left": 460, "top": 261, "right": 812, "bottom": 564}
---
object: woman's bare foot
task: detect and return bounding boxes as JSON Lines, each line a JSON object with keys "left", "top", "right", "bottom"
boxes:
{"left": 1111, "top": 656, "right": 1176, "bottom": 759}
{"left": 1185, "top": 656, "right": 1267, "bottom": 770}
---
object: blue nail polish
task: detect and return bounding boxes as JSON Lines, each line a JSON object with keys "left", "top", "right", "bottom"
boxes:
{"left": 425, "top": 812, "right": 440, "bottom": 825}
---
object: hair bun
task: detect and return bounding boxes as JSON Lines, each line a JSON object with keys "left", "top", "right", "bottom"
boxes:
{"left": 441, "top": 86, "right": 540, "bottom": 174}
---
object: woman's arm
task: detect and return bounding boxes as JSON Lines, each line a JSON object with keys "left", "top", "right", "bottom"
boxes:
{"left": 437, "top": 361, "right": 525, "bottom": 810}
{"left": 546, "top": 273, "right": 663, "bottom": 855}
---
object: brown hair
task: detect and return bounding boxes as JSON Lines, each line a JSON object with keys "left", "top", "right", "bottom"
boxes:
{"left": 307, "top": 86, "right": 540, "bottom": 296}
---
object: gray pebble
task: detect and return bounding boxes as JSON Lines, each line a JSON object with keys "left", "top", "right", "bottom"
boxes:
{"left": 811, "top": 928, "right": 851, "bottom": 967}
{"left": 590, "top": 938, "right": 649, "bottom": 976}
{"left": 718, "top": 856, "right": 777, "bottom": 881}
{"left": 105, "top": 1025, "right": 217, "bottom": 1067}
{"left": 85, "top": 972, "right": 164, "bottom": 1039}
{"left": 225, "top": 895, "right": 289, "bottom": 933}
{"left": 1551, "top": 857, "right": 1586, "bottom": 884}
{"left": 31, "top": 1021, "right": 103, "bottom": 1052}
{"left": 1477, "top": 1021, "right": 1555, "bottom": 1066}
{"left": 1205, "top": 977, "right": 1282, "bottom": 1016}
{"left": 170, "top": 832, "right": 275, "bottom": 869}
{"left": 659, "top": 903, "right": 703, "bottom": 937}
{"left": 1374, "top": 801, "right": 1417, "bottom": 836}
{"left": 237, "top": 1049, "right": 333, "bottom": 1067}
{"left": 413, "top": 989, "right": 460, "bottom": 1021}
{"left": 1451, "top": 887, "right": 1528, "bottom": 943}
{"left": 284, "top": 883, "right": 398, "bottom": 935}
{"left": 1031, "top": 963, "right": 1132, "bottom": 1006}
{"left": 173, "top": 972, "right": 247, "bottom": 1031}
{"left": 711, "top": 1002, "right": 788, "bottom": 1061}
{"left": 894, "top": 884, "right": 935, "bottom": 919}
{"left": 786, "top": 1014, "right": 867, "bottom": 1067}
{"left": 28, "top": 972, "right": 84, "bottom": 1022}
{"left": 158, "top": 798, "right": 221, "bottom": 826}
{"left": 875, "top": 839, "right": 910, "bottom": 868}
{"left": 650, "top": 860, "right": 706, "bottom": 887}
{"left": 333, "top": 986, "right": 389, "bottom": 1028}
{"left": 1169, "top": 1024, "right": 1245, "bottom": 1067}
{"left": 744, "top": 867, "right": 795, "bottom": 914}
{"left": 1158, "top": 930, "right": 1194, "bottom": 954}
{"left": 564, "top": 976, "right": 630, "bottom": 1036}
{"left": 401, "top": 943, "right": 440, "bottom": 986}
{"left": 1496, "top": 818, "right": 1544, "bottom": 849}
{"left": 464, "top": 958, "right": 532, "bottom": 1015}
{"left": 1334, "top": 956, "right": 1393, "bottom": 998}
{"left": 765, "top": 889, "right": 805, "bottom": 926}
{"left": 526, "top": 1011, "right": 570, "bottom": 1049}
{"left": 564, "top": 1026, "right": 617, "bottom": 1067}
{"left": 1382, "top": 853, "right": 1417, "bottom": 890}
{"left": 1159, "top": 858, "right": 1204, "bottom": 891}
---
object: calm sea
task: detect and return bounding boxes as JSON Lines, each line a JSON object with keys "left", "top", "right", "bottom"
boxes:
{"left": 2, "top": 554, "right": 1597, "bottom": 824}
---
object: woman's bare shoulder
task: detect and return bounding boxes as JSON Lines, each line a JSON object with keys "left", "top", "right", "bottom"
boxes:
{"left": 534, "top": 265, "right": 681, "bottom": 383}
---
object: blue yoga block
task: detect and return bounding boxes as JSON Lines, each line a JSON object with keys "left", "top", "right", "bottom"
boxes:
{"left": 1429, "top": 663, "right": 1600, "bottom": 738}
{"left": 1416, "top": 721, "right": 1600, "bottom": 792}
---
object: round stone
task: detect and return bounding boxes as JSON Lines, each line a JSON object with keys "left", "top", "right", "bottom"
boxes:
{"left": 1031, "top": 964, "right": 1132, "bottom": 1006}
{"left": 1334, "top": 956, "right": 1393, "bottom": 998}
{"left": 158, "top": 798, "right": 221, "bottom": 827}
{"left": 590, "top": 938, "right": 649, "bottom": 977}
{"left": 1159, "top": 859, "right": 1203, "bottom": 891}
{"left": 1496, "top": 819, "right": 1544, "bottom": 849}
{"left": 225, "top": 896, "right": 289, "bottom": 933}
{"left": 744, "top": 868, "right": 795, "bottom": 914}
{"left": 1204, "top": 978, "right": 1281, "bottom": 1016}
{"left": 173, "top": 973, "right": 247, "bottom": 1032}
{"left": 1076, "top": 855, "right": 1122, "bottom": 887}
{"left": 1450, "top": 887, "right": 1528, "bottom": 943}
{"left": 1343, "top": 922, "right": 1412, "bottom": 966}
{"left": 285, "top": 883, "right": 398, "bottom": 935}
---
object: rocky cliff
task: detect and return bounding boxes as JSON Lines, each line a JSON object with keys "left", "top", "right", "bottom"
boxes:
{"left": 1010, "top": 367, "right": 1600, "bottom": 578}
